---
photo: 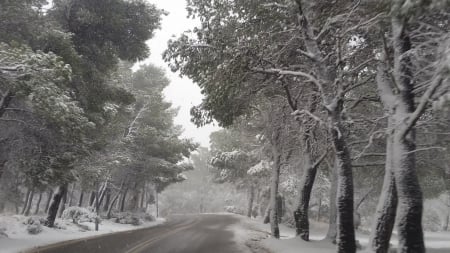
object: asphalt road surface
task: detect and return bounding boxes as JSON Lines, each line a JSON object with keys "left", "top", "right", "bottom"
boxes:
{"left": 26, "top": 214, "right": 247, "bottom": 253}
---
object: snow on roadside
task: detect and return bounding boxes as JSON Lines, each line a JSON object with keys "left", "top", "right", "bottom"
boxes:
{"left": 0, "top": 215, "right": 165, "bottom": 253}
{"left": 232, "top": 216, "right": 450, "bottom": 253}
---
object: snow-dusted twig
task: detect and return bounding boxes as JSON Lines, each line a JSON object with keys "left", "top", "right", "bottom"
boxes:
{"left": 252, "top": 67, "right": 320, "bottom": 87}
{"left": 291, "top": 109, "right": 325, "bottom": 125}
{"left": 404, "top": 146, "right": 446, "bottom": 154}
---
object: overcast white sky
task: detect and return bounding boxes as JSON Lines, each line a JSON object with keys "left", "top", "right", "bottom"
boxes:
{"left": 134, "top": 0, "right": 221, "bottom": 147}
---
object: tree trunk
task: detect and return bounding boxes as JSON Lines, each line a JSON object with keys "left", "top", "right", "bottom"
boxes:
{"left": 294, "top": 141, "right": 317, "bottom": 241}
{"left": 155, "top": 187, "right": 159, "bottom": 217}
{"left": 269, "top": 146, "right": 282, "bottom": 238}
{"left": 390, "top": 16, "right": 424, "bottom": 253}
{"left": 45, "top": 185, "right": 67, "bottom": 227}
{"left": 326, "top": 159, "right": 338, "bottom": 241}
{"left": 263, "top": 206, "right": 271, "bottom": 224}
{"left": 247, "top": 183, "right": 255, "bottom": 218}
{"left": 120, "top": 188, "right": 128, "bottom": 212}
{"left": 0, "top": 90, "right": 13, "bottom": 118}
{"left": 24, "top": 190, "right": 35, "bottom": 216}
{"left": 34, "top": 192, "right": 43, "bottom": 215}
{"left": 45, "top": 189, "right": 54, "bottom": 213}
{"left": 95, "top": 187, "right": 99, "bottom": 231}
{"left": 369, "top": 120, "right": 398, "bottom": 253}
{"left": 329, "top": 108, "right": 356, "bottom": 253}
{"left": 78, "top": 191, "right": 84, "bottom": 207}
{"left": 107, "top": 193, "right": 120, "bottom": 219}
{"left": 89, "top": 191, "right": 95, "bottom": 206}
{"left": 104, "top": 190, "right": 111, "bottom": 212}
{"left": 129, "top": 182, "right": 140, "bottom": 211}
{"left": 21, "top": 188, "right": 32, "bottom": 214}
{"left": 58, "top": 189, "right": 68, "bottom": 218}
{"left": 317, "top": 197, "right": 322, "bottom": 222}
{"left": 68, "top": 183, "right": 75, "bottom": 207}
{"left": 96, "top": 183, "right": 108, "bottom": 212}
{"left": 443, "top": 212, "right": 449, "bottom": 231}
{"left": 140, "top": 183, "right": 146, "bottom": 209}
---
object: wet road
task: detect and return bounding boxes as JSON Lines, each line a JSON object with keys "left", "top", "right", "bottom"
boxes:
{"left": 26, "top": 214, "right": 246, "bottom": 253}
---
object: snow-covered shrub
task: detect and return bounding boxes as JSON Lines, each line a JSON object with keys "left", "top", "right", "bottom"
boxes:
{"left": 0, "top": 227, "right": 8, "bottom": 238}
{"left": 114, "top": 212, "right": 143, "bottom": 226}
{"left": 27, "top": 223, "right": 43, "bottom": 234}
{"left": 23, "top": 216, "right": 45, "bottom": 226}
{"left": 24, "top": 217, "right": 43, "bottom": 235}
{"left": 62, "top": 206, "right": 99, "bottom": 224}
{"left": 142, "top": 213, "right": 156, "bottom": 222}
{"left": 224, "top": 205, "right": 244, "bottom": 215}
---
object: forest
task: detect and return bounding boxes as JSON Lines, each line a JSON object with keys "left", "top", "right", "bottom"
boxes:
{"left": 162, "top": 1, "right": 450, "bottom": 253}
{"left": 0, "top": 0, "right": 196, "bottom": 232}
{"left": 1, "top": 1, "right": 450, "bottom": 253}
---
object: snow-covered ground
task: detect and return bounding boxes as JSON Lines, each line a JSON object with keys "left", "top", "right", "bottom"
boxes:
{"left": 232, "top": 216, "right": 450, "bottom": 253}
{"left": 0, "top": 215, "right": 165, "bottom": 253}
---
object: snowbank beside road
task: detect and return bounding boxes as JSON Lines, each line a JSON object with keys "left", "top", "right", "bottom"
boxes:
{"left": 0, "top": 214, "right": 165, "bottom": 253}
{"left": 233, "top": 216, "right": 450, "bottom": 253}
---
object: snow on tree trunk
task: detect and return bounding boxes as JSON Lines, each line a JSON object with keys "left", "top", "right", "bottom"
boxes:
{"left": 247, "top": 183, "right": 255, "bottom": 218}
{"left": 78, "top": 191, "right": 84, "bottom": 207}
{"left": 21, "top": 188, "right": 32, "bottom": 214}
{"left": 120, "top": 188, "right": 128, "bottom": 212}
{"left": 390, "top": 15, "right": 425, "bottom": 253}
{"left": 107, "top": 193, "right": 120, "bottom": 219}
{"left": 269, "top": 147, "right": 282, "bottom": 238}
{"left": 330, "top": 107, "right": 356, "bottom": 253}
{"left": 104, "top": 190, "right": 111, "bottom": 212}
{"left": 58, "top": 189, "right": 67, "bottom": 218}
{"left": 89, "top": 191, "right": 95, "bottom": 206}
{"left": 369, "top": 119, "right": 398, "bottom": 253}
{"left": 44, "top": 189, "right": 53, "bottom": 213}
{"left": 24, "top": 190, "right": 35, "bottom": 216}
{"left": 68, "top": 184, "right": 75, "bottom": 206}
{"left": 33, "top": 192, "right": 43, "bottom": 215}
{"left": 294, "top": 141, "right": 316, "bottom": 241}
{"left": 326, "top": 159, "right": 338, "bottom": 242}
{"left": 263, "top": 206, "right": 271, "bottom": 224}
{"left": 45, "top": 185, "right": 67, "bottom": 227}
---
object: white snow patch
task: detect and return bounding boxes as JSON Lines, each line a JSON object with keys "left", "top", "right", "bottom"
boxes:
{"left": 0, "top": 214, "right": 165, "bottom": 253}
{"left": 233, "top": 216, "right": 450, "bottom": 253}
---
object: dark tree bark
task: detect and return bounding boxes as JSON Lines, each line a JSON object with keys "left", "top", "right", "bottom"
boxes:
{"left": 103, "top": 190, "right": 111, "bottom": 212}
{"left": 107, "top": 193, "right": 120, "bottom": 219}
{"left": 269, "top": 145, "right": 281, "bottom": 238}
{"left": 21, "top": 188, "right": 32, "bottom": 214}
{"left": 317, "top": 197, "right": 322, "bottom": 222}
{"left": 294, "top": 143, "right": 327, "bottom": 241}
{"left": 120, "top": 188, "right": 129, "bottom": 212}
{"left": 95, "top": 188, "right": 99, "bottom": 231}
{"left": 44, "top": 189, "right": 54, "bottom": 213}
{"left": 129, "top": 182, "right": 140, "bottom": 211}
{"left": 140, "top": 183, "right": 146, "bottom": 209}
{"left": 34, "top": 192, "right": 43, "bottom": 215}
{"left": 78, "top": 191, "right": 84, "bottom": 207}
{"left": 45, "top": 185, "right": 67, "bottom": 227}
{"left": 247, "top": 183, "right": 255, "bottom": 218}
{"left": 58, "top": 189, "right": 68, "bottom": 218}
{"left": 329, "top": 105, "right": 356, "bottom": 253}
{"left": 96, "top": 183, "right": 108, "bottom": 211}
{"left": 326, "top": 159, "right": 338, "bottom": 242}
{"left": 154, "top": 186, "right": 159, "bottom": 217}
{"left": 89, "top": 191, "right": 95, "bottom": 206}
{"left": 263, "top": 206, "right": 271, "bottom": 224}
{"left": 369, "top": 119, "right": 398, "bottom": 253}
{"left": 68, "top": 184, "right": 75, "bottom": 207}
{"left": 389, "top": 16, "right": 425, "bottom": 253}
{"left": 24, "top": 190, "right": 35, "bottom": 216}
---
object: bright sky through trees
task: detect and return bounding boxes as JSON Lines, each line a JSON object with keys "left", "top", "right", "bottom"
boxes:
{"left": 135, "top": 0, "right": 221, "bottom": 147}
